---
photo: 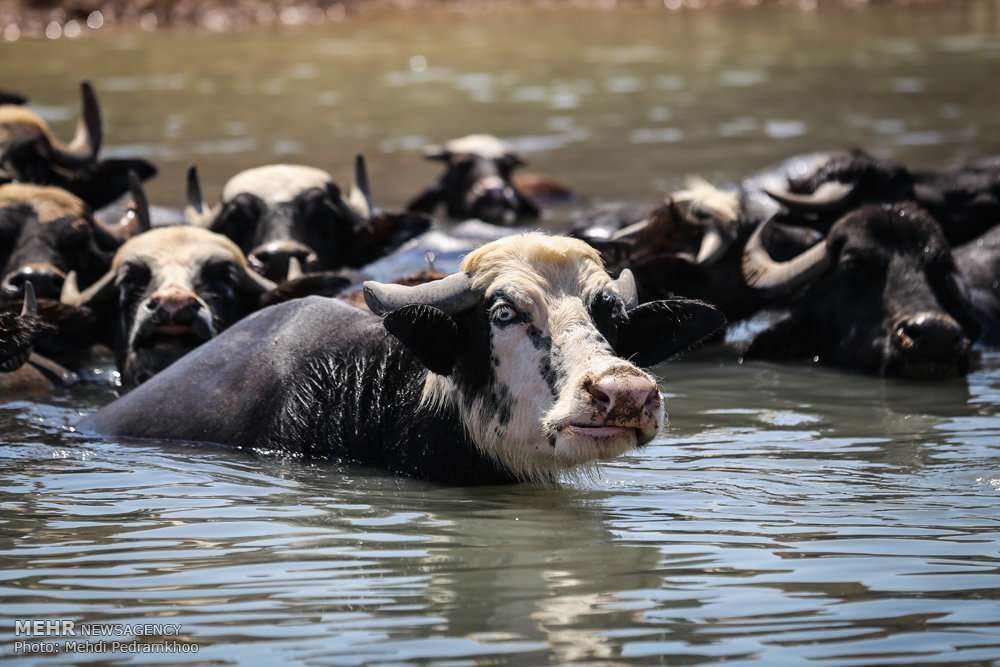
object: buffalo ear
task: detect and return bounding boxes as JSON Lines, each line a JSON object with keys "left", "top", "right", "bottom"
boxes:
{"left": 617, "top": 299, "right": 726, "bottom": 367}
{"left": 66, "top": 159, "right": 158, "bottom": 211}
{"left": 383, "top": 304, "right": 460, "bottom": 375}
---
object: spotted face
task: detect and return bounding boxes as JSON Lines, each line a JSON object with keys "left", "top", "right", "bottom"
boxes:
{"left": 372, "top": 235, "right": 725, "bottom": 481}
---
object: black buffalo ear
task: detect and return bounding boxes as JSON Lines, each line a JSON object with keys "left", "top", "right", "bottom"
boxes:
{"left": 383, "top": 304, "right": 461, "bottom": 375}
{"left": 617, "top": 299, "right": 726, "bottom": 367}
{"left": 66, "top": 159, "right": 158, "bottom": 211}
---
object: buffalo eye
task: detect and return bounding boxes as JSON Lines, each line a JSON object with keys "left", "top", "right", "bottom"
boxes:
{"left": 200, "top": 261, "right": 239, "bottom": 294}
{"left": 839, "top": 249, "right": 883, "bottom": 274}
{"left": 118, "top": 262, "right": 151, "bottom": 302}
{"left": 59, "top": 218, "right": 93, "bottom": 248}
{"left": 490, "top": 301, "right": 521, "bottom": 326}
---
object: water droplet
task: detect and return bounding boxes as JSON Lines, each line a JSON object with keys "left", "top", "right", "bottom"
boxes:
{"left": 87, "top": 10, "right": 104, "bottom": 29}
{"left": 409, "top": 55, "right": 427, "bottom": 73}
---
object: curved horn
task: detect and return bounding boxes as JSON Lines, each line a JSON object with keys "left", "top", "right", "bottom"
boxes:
{"left": 741, "top": 219, "right": 831, "bottom": 292}
{"left": 764, "top": 180, "right": 857, "bottom": 213}
{"left": 363, "top": 272, "right": 477, "bottom": 316}
{"left": 184, "top": 165, "right": 218, "bottom": 226}
{"left": 695, "top": 227, "right": 733, "bottom": 265}
{"left": 613, "top": 268, "right": 639, "bottom": 308}
{"left": 611, "top": 219, "right": 649, "bottom": 241}
{"left": 286, "top": 257, "right": 304, "bottom": 282}
{"left": 60, "top": 269, "right": 117, "bottom": 308}
{"left": 348, "top": 153, "right": 374, "bottom": 220}
{"left": 125, "top": 171, "right": 151, "bottom": 234}
{"left": 49, "top": 81, "right": 102, "bottom": 169}
{"left": 20, "top": 281, "right": 36, "bottom": 317}
{"left": 239, "top": 264, "right": 278, "bottom": 295}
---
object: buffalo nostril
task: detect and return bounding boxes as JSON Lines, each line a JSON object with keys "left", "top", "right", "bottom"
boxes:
{"left": 5, "top": 268, "right": 65, "bottom": 299}
{"left": 643, "top": 387, "right": 661, "bottom": 410}
{"left": 894, "top": 313, "right": 967, "bottom": 359}
{"left": 586, "top": 382, "right": 611, "bottom": 409}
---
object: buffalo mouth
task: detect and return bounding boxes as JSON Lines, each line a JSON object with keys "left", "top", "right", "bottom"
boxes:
{"left": 564, "top": 424, "right": 639, "bottom": 439}
{"left": 133, "top": 324, "right": 212, "bottom": 352}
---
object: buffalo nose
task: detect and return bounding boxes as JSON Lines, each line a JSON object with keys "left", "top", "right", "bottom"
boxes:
{"left": 147, "top": 287, "right": 201, "bottom": 325}
{"left": 586, "top": 373, "right": 661, "bottom": 416}
{"left": 894, "top": 312, "right": 968, "bottom": 360}
{"left": 3, "top": 265, "right": 65, "bottom": 299}
{"left": 248, "top": 242, "right": 314, "bottom": 281}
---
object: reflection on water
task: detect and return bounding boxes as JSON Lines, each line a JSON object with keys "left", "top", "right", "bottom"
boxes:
{"left": 3, "top": 2, "right": 1000, "bottom": 664}
{"left": 1, "top": 351, "right": 999, "bottom": 664}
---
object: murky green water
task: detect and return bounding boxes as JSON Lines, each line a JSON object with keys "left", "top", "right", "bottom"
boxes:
{"left": 2, "top": 4, "right": 1000, "bottom": 665}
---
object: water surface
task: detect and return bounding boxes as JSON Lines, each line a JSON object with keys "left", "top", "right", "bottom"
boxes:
{"left": 2, "top": 3, "right": 1000, "bottom": 664}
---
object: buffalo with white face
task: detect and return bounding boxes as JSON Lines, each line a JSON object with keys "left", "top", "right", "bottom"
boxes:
{"left": 407, "top": 135, "right": 541, "bottom": 226}
{"left": 83, "top": 234, "right": 724, "bottom": 484}
{"left": 186, "top": 157, "right": 430, "bottom": 283}
{"left": 0, "top": 82, "right": 156, "bottom": 209}
{"left": 62, "top": 187, "right": 276, "bottom": 386}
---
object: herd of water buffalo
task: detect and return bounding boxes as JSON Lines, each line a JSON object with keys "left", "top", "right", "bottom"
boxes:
{"left": 2, "top": 81, "right": 999, "bottom": 482}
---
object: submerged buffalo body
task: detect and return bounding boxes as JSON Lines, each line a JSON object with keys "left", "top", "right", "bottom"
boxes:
{"left": 85, "top": 234, "right": 724, "bottom": 483}
{"left": 0, "top": 82, "right": 155, "bottom": 209}
{"left": 742, "top": 203, "right": 980, "bottom": 378}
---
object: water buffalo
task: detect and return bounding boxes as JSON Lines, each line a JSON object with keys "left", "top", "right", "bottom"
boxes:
{"left": 956, "top": 224, "right": 1000, "bottom": 345}
{"left": 0, "top": 180, "right": 146, "bottom": 300}
{"left": 186, "top": 155, "right": 429, "bottom": 282}
{"left": 0, "top": 82, "right": 156, "bottom": 210}
{"left": 575, "top": 179, "right": 822, "bottom": 324}
{"left": 407, "top": 135, "right": 541, "bottom": 225}
{"left": 741, "top": 203, "right": 980, "bottom": 378}
{"left": 759, "top": 149, "right": 1000, "bottom": 246}
{"left": 61, "top": 188, "right": 277, "bottom": 386}
{"left": 83, "top": 234, "right": 725, "bottom": 484}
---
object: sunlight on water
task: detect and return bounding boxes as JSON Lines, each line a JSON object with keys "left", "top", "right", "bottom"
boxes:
{"left": 2, "top": 2, "right": 1000, "bottom": 664}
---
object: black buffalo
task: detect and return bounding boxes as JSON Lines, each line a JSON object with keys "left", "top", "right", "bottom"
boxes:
{"left": 741, "top": 203, "right": 980, "bottom": 378}
{"left": 407, "top": 135, "right": 541, "bottom": 226}
{"left": 0, "top": 180, "right": 146, "bottom": 300}
{"left": 955, "top": 224, "right": 1000, "bottom": 345}
{"left": 83, "top": 234, "right": 724, "bottom": 484}
{"left": 0, "top": 82, "right": 156, "bottom": 210}
{"left": 186, "top": 156, "right": 430, "bottom": 283}
{"left": 575, "top": 179, "right": 821, "bottom": 325}
{"left": 757, "top": 149, "right": 1000, "bottom": 246}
